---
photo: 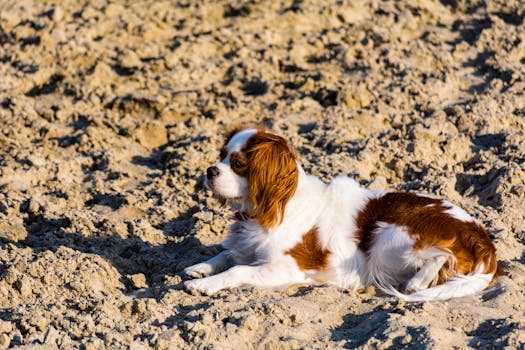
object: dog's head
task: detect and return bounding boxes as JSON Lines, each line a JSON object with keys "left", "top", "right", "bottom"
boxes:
{"left": 205, "top": 127, "right": 299, "bottom": 229}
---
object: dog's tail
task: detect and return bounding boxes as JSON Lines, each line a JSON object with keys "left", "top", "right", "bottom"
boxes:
{"left": 383, "top": 272, "right": 494, "bottom": 302}
{"left": 382, "top": 258, "right": 500, "bottom": 302}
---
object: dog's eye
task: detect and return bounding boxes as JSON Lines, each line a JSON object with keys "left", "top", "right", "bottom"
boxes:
{"left": 231, "top": 159, "right": 242, "bottom": 168}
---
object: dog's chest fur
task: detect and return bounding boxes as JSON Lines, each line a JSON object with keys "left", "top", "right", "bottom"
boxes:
{"left": 222, "top": 175, "right": 376, "bottom": 270}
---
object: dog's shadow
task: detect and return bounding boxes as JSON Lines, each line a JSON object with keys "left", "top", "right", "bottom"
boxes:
{"left": 1, "top": 135, "right": 227, "bottom": 300}
{"left": 7, "top": 205, "right": 217, "bottom": 296}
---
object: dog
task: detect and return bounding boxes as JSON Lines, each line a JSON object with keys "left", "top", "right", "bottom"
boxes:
{"left": 184, "top": 126, "right": 499, "bottom": 301}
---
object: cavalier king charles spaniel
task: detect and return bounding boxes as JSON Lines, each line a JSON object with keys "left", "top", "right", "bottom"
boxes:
{"left": 184, "top": 127, "right": 499, "bottom": 301}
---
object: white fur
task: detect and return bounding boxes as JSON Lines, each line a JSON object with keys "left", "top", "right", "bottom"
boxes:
{"left": 184, "top": 251, "right": 234, "bottom": 278}
{"left": 442, "top": 200, "right": 478, "bottom": 223}
{"left": 204, "top": 129, "right": 257, "bottom": 199}
{"left": 207, "top": 162, "right": 248, "bottom": 198}
{"left": 418, "top": 194, "right": 478, "bottom": 223}
{"left": 366, "top": 223, "right": 417, "bottom": 292}
{"left": 384, "top": 273, "right": 494, "bottom": 302}
{"left": 184, "top": 130, "right": 496, "bottom": 301}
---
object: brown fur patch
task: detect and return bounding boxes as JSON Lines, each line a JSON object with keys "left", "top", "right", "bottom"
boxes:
{"left": 229, "top": 151, "right": 249, "bottom": 176}
{"left": 244, "top": 130, "right": 298, "bottom": 229}
{"left": 285, "top": 227, "right": 330, "bottom": 271}
{"left": 355, "top": 192, "right": 499, "bottom": 283}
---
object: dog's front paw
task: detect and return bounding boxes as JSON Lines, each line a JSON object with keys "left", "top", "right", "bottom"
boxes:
{"left": 184, "top": 263, "right": 214, "bottom": 278}
{"left": 184, "top": 278, "right": 220, "bottom": 295}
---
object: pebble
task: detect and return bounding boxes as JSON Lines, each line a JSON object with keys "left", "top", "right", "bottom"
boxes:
{"left": 119, "top": 50, "right": 143, "bottom": 69}
{"left": 193, "top": 211, "right": 213, "bottom": 223}
{"left": 240, "top": 315, "right": 259, "bottom": 331}
{"left": 132, "top": 300, "right": 147, "bottom": 315}
{"left": 400, "top": 334, "right": 412, "bottom": 345}
{"left": 69, "top": 281, "right": 84, "bottom": 292}
{"left": 14, "top": 276, "right": 32, "bottom": 297}
{"left": 0, "top": 334, "right": 10, "bottom": 349}
{"left": 3, "top": 268, "right": 20, "bottom": 285}
{"left": 129, "top": 273, "right": 148, "bottom": 289}
{"left": 0, "top": 320, "right": 12, "bottom": 333}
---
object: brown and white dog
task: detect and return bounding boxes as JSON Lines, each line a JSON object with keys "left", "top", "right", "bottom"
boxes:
{"left": 184, "top": 127, "right": 499, "bottom": 301}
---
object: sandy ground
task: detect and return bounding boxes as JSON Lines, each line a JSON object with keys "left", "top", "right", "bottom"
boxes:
{"left": 0, "top": 0, "right": 524, "bottom": 348}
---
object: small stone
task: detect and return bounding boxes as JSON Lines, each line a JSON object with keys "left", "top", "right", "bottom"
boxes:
{"left": 34, "top": 317, "right": 50, "bottom": 332}
{"left": 3, "top": 267, "right": 20, "bottom": 285}
{"left": 0, "top": 286, "right": 8, "bottom": 300}
{"left": 193, "top": 211, "right": 213, "bottom": 223}
{"left": 69, "top": 281, "right": 84, "bottom": 292}
{"left": 28, "top": 198, "right": 41, "bottom": 214}
{"left": 240, "top": 315, "right": 259, "bottom": 330}
{"left": 132, "top": 300, "right": 147, "bottom": 315}
{"left": 27, "top": 154, "right": 47, "bottom": 168}
{"left": 0, "top": 320, "right": 12, "bottom": 333}
{"left": 126, "top": 194, "right": 138, "bottom": 205}
{"left": 400, "top": 334, "right": 412, "bottom": 345}
{"left": 365, "top": 284, "right": 376, "bottom": 297}
{"left": 128, "top": 273, "right": 148, "bottom": 289}
{"left": 14, "top": 276, "right": 32, "bottom": 297}
{"left": 164, "top": 274, "right": 182, "bottom": 285}
{"left": 0, "top": 333, "right": 10, "bottom": 349}
{"left": 119, "top": 302, "right": 133, "bottom": 318}
{"left": 342, "top": 85, "right": 375, "bottom": 108}
{"left": 119, "top": 50, "right": 143, "bottom": 69}
{"left": 0, "top": 221, "right": 27, "bottom": 242}
{"left": 88, "top": 62, "right": 117, "bottom": 89}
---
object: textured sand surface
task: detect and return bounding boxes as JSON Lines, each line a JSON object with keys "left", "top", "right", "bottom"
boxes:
{"left": 0, "top": 0, "right": 524, "bottom": 348}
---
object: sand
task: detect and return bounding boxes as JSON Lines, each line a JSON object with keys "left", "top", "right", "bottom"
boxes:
{"left": 0, "top": 0, "right": 524, "bottom": 348}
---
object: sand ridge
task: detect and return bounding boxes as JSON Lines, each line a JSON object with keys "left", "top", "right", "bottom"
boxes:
{"left": 0, "top": 0, "right": 524, "bottom": 348}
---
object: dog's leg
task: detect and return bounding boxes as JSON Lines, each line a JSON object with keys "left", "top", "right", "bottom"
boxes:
{"left": 184, "top": 251, "right": 234, "bottom": 278}
{"left": 184, "top": 264, "right": 304, "bottom": 295}
{"left": 405, "top": 255, "right": 448, "bottom": 293}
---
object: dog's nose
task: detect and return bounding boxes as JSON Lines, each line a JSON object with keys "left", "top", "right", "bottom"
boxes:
{"left": 207, "top": 166, "right": 220, "bottom": 180}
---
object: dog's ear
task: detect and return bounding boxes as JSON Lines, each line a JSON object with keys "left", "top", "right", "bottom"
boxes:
{"left": 246, "top": 131, "right": 298, "bottom": 229}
